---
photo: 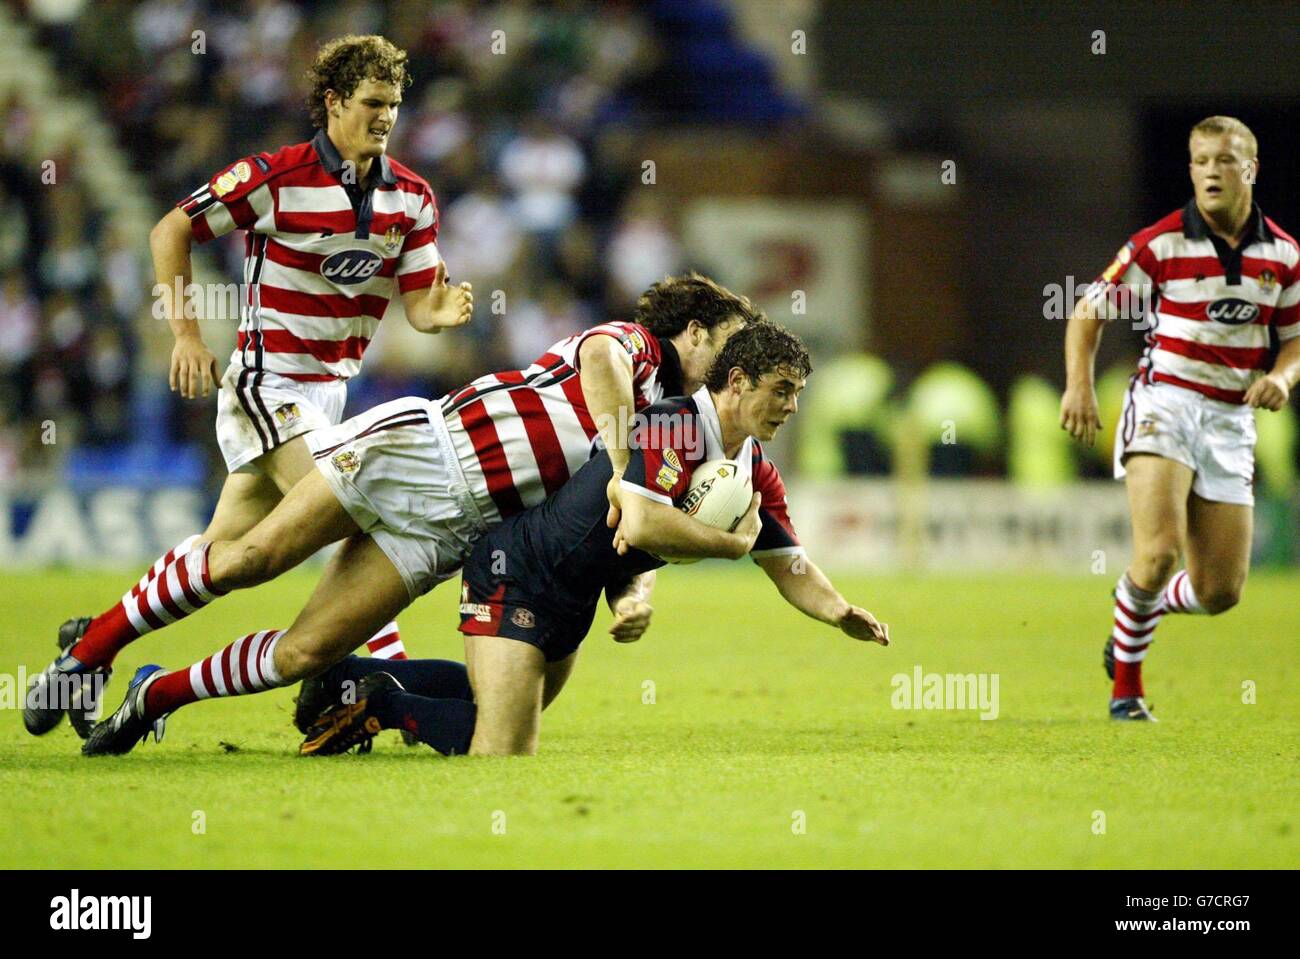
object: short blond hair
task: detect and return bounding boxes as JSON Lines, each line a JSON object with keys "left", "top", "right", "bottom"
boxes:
{"left": 1189, "top": 116, "right": 1258, "bottom": 159}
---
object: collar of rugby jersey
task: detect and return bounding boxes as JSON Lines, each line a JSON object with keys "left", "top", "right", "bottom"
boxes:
{"left": 313, "top": 127, "right": 395, "bottom": 186}
{"left": 656, "top": 338, "right": 684, "bottom": 398}
{"left": 1181, "top": 198, "right": 1272, "bottom": 285}
{"left": 691, "top": 386, "right": 754, "bottom": 468}
{"left": 312, "top": 128, "right": 395, "bottom": 239}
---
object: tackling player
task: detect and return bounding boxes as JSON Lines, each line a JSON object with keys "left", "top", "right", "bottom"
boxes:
{"left": 23, "top": 34, "right": 474, "bottom": 738}
{"left": 1060, "top": 116, "right": 1300, "bottom": 720}
{"left": 71, "top": 278, "right": 759, "bottom": 754}
{"left": 295, "top": 323, "right": 891, "bottom": 757}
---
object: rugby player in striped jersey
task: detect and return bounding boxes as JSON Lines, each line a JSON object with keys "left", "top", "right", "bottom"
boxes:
{"left": 1060, "top": 116, "right": 1300, "bottom": 720}
{"left": 23, "top": 34, "right": 474, "bottom": 738}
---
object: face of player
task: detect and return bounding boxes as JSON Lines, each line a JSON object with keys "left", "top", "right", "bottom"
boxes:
{"left": 735, "top": 367, "right": 806, "bottom": 441}
{"left": 327, "top": 77, "right": 402, "bottom": 165}
{"left": 679, "top": 315, "right": 746, "bottom": 393}
{"left": 1189, "top": 132, "right": 1255, "bottom": 222}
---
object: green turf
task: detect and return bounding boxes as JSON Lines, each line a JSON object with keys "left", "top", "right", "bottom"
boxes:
{"left": 1, "top": 566, "right": 1296, "bottom": 868}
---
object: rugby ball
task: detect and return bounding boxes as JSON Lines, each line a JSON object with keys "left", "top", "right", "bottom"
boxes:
{"left": 663, "top": 459, "right": 753, "bottom": 565}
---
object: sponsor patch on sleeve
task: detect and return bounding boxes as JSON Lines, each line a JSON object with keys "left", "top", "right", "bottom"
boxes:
{"left": 1100, "top": 241, "right": 1135, "bottom": 284}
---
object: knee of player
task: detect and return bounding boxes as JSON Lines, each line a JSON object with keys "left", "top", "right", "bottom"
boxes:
{"left": 1200, "top": 585, "right": 1243, "bottom": 615}
{"left": 1134, "top": 545, "right": 1180, "bottom": 583}
{"left": 228, "top": 540, "right": 286, "bottom": 586}
{"left": 272, "top": 638, "right": 327, "bottom": 682}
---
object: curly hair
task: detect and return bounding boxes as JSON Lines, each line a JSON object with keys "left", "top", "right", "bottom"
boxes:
{"left": 305, "top": 35, "right": 412, "bottom": 129}
{"left": 634, "top": 272, "right": 765, "bottom": 340}
{"left": 704, "top": 321, "right": 812, "bottom": 392}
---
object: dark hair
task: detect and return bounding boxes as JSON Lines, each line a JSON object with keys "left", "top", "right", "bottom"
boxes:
{"left": 634, "top": 272, "right": 765, "bottom": 339}
{"left": 704, "top": 322, "right": 812, "bottom": 392}
{"left": 306, "top": 35, "right": 412, "bottom": 129}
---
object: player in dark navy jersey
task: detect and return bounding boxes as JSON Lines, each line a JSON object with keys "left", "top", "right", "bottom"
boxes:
{"left": 296, "top": 324, "right": 892, "bottom": 757}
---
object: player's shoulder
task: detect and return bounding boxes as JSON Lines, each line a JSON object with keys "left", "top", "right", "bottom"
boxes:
{"left": 750, "top": 439, "right": 785, "bottom": 482}
{"left": 579, "top": 320, "right": 660, "bottom": 360}
{"left": 207, "top": 140, "right": 316, "bottom": 199}
{"left": 1128, "top": 207, "right": 1186, "bottom": 251}
{"left": 1263, "top": 216, "right": 1300, "bottom": 262}
{"left": 246, "top": 139, "right": 320, "bottom": 183}
{"left": 640, "top": 393, "right": 698, "bottom": 420}
{"left": 384, "top": 156, "right": 435, "bottom": 198}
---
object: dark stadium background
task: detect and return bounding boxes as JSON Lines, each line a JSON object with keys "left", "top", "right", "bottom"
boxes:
{"left": 1, "top": 0, "right": 1296, "bottom": 567}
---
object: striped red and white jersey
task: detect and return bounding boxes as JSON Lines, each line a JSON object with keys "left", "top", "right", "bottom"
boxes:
{"left": 441, "top": 321, "right": 679, "bottom": 525}
{"left": 177, "top": 129, "right": 441, "bottom": 381}
{"left": 1086, "top": 200, "right": 1300, "bottom": 404}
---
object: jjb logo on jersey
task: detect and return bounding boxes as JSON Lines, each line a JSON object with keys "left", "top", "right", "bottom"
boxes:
{"left": 1206, "top": 298, "right": 1260, "bottom": 325}
{"left": 320, "top": 249, "right": 383, "bottom": 285}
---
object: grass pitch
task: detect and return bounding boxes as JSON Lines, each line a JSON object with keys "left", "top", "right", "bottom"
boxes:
{"left": 1, "top": 566, "right": 1296, "bottom": 869}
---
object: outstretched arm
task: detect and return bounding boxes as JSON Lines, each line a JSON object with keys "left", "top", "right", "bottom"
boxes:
{"left": 755, "top": 553, "right": 889, "bottom": 645}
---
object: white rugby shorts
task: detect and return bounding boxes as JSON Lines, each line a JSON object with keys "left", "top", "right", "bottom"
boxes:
{"left": 306, "top": 397, "right": 489, "bottom": 599}
{"left": 216, "top": 363, "right": 346, "bottom": 473}
{"left": 1113, "top": 375, "right": 1257, "bottom": 506}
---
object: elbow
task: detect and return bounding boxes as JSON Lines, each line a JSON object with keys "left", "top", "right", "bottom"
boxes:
{"left": 150, "top": 211, "right": 189, "bottom": 253}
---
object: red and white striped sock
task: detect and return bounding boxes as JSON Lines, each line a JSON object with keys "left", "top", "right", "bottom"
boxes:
{"left": 70, "top": 537, "right": 226, "bottom": 669}
{"left": 365, "top": 622, "right": 407, "bottom": 660}
{"left": 144, "top": 629, "right": 286, "bottom": 719}
{"left": 1161, "top": 569, "right": 1206, "bottom": 614}
{"left": 1111, "top": 572, "right": 1164, "bottom": 700}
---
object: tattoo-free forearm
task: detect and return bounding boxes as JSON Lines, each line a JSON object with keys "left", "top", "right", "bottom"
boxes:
{"left": 758, "top": 555, "right": 849, "bottom": 625}
{"left": 580, "top": 337, "right": 635, "bottom": 474}
{"left": 1063, "top": 302, "right": 1106, "bottom": 390}
{"left": 150, "top": 209, "right": 198, "bottom": 340}
{"left": 1269, "top": 337, "right": 1300, "bottom": 389}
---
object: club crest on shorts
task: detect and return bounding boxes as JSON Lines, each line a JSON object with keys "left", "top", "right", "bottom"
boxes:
{"left": 274, "top": 402, "right": 301, "bottom": 426}
{"left": 383, "top": 224, "right": 402, "bottom": 252}
{"left": 1137, "top": 417, "right": 1159, "bottom": 437}
{"left": 511, "top": 608, "right": 535, "bottom": 629}
{"left": 331, "top": 450, "right": 360, "bottom": 475}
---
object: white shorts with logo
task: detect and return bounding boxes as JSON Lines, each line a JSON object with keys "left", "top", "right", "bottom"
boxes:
{"left": 216, "top": 363, "right": 347, "bottom": 473}
{"left": 306, "top": 397, "right": 489, "bottom": 600}
{"left": 1113, "top": 376, "right": 1256, "bottom": 506}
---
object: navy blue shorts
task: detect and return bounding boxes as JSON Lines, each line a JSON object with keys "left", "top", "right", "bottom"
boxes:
{"left": 457, "top": 575, "right": 596, "bottom": 663}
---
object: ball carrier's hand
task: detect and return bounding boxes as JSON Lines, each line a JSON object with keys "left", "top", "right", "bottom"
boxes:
{"left": 837, "top": 606, "right": 890, "bottom": 645}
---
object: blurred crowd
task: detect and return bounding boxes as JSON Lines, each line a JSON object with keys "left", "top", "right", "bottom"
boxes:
{"left": 7, "top": 0, "right": 771, "bottom": 481}
{"left": 0, "top": 97, "right": 140, "bottom": 481}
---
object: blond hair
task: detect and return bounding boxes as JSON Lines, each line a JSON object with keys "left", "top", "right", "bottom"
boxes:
{"left": 1189, "top": 116, "right": 1258, "bottom": 159}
